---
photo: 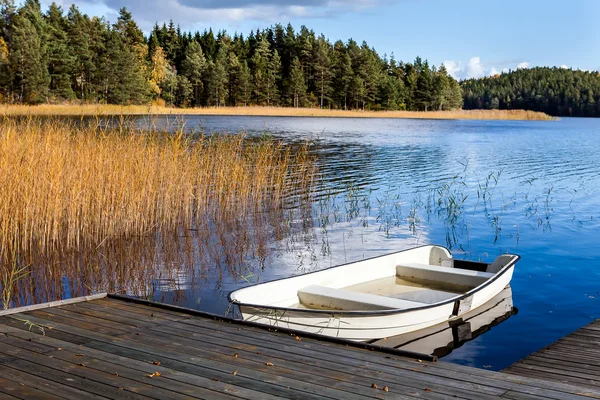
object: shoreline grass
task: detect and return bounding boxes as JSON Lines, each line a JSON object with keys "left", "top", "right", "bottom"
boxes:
{"left": 0, "top": 117, "right": 315, "bottom": 307}
{"left": 0, "top": 104, "right": 556, "bottom": 121}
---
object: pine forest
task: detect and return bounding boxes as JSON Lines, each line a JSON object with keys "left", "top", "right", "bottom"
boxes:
{"left": 462, "top": 67, "right": 600, "bottom": 117}
{"left": 0, "top": 1, "right": 463, "bottom": 111}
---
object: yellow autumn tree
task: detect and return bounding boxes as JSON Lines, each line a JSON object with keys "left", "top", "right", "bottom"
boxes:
{"left": 149, "top": 46, "right": 169, "bottom": 97}
{"left": 0, "top": 37, "right": 7, "bottom": 62}
{"left": 0, "top": 37, "right": 9, "bottom": 102}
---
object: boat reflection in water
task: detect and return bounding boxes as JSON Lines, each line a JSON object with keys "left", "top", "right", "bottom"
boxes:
{"left": 369, "top": 286, "right": 515, "bottom": 359}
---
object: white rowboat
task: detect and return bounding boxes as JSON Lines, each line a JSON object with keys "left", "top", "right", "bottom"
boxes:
{"left": 229, "top": 245, "right": 520, "bottom": 341}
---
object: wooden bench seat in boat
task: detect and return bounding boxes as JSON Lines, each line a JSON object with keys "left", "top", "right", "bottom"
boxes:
{"left": 297, "top": 285, "right": 427, "bottom": 311}
{"left": 396, "top": 263, "right": 495, "bottom": 289}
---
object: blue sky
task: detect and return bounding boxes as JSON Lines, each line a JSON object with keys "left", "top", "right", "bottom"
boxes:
{"left": 43, "top": 0, "right": 599, "bottom": 79}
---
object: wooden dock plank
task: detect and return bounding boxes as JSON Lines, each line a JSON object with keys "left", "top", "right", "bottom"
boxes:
{"left": 0, "top": 364, "right": 109, "bottom": 400}
{"left": 22, "top": 306, "right": 501, "bottom": 400}
{"left": 2, "top": 314, "right": 396, "bottom": 400}
{"left": 46, "top": 302, "right": 510, "bottom": 398}
{"left": 1, "top": 296, "right": 599, "bottom": 399}
{"left": 0, "top": 324, "right": 278, "bottom": 400}
{"left": 505, "top": 318, "right": 600, "bottom": 392}
{"left": 0, "top": 375, "right": 66, "bottom": 400}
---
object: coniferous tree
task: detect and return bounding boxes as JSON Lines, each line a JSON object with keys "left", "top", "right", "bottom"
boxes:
{"left": 415, "top": 59, "right": 433, "bottom": 111}
{"left": 182, "top": 40, "right": 206, "bottom": 106}
{"left": 207, "top": 44, "right": 228, "bottom": 106}
{"left": 66, "top": 5, "right": 91, "bottom": 101}
{"left": 297, "top": 26, "right": 313, "bottom": 79}
{"left": 433, "top": 65, "right": 450, "bottom": 111}
{"left": 226, "top": 51, "right": 250, "bottom": 106}
{"left": 289, "top": 56, "right": 306, "bottom": 108}
{"left": 112, "top": 7, "right": 149, "bottom": 103}
{"left": 163, "top": 21, "right": 180, "bottom": 64}
{"left": 361, "top": 45, "right": 381, "bottom": 109}
{"left": 46, "top": 3, "right": 74, "bottom": 100}
{"left": 160, "top": 65, "right": 177, "bottom": 105}
{"left": 10, "top": 12, "right": 47, "bottom": 102}
{"left": 331, "top": 43, "right": 352, "bottom": 109}
{"left": 313, "top": 35, "right": 331, "bottom": 108}
{"left": 238, "top": 60, "right": 251, "bottom": 106}
{"left": 199, "top": 28, "right": 216, "bottom": 60}
{"left": 176, "top": 74, "right": 192, "bottom": 106}
{"left": 266, "top": 49, "right": 281, "bottom": 105}
{"left": 114, "top": 7, "right": 144, "bottom": 46}
{"left": 251, "top": 36, "right": 270, "bottom": 105}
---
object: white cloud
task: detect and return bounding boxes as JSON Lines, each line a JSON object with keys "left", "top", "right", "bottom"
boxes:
{"left": 53, "top": 0, "right": 381, "bottom": 30}
{"left": 560, "top": 65, "right": 569, "bottom": 69}
{"left": 443, "top": 60, "right": 462, "bottom": 78}
{"left": 466, "top": 56, "right": 485, "bottom": 79}
{"left": 444, "top": 57, "right": 531, "bottom": 80}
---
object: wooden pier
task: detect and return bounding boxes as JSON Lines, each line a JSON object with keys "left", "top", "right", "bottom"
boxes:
{"left": 505, "top": 318, "right": 600, "bottom": 390}
{"left": 0, "top": 294, "right": 598, "bottom": 399}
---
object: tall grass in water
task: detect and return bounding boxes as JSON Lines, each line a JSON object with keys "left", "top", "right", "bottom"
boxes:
{"left": 0, "top": 117, "right": 315, "bottom": 308}
{"left": 0, "top": 104, "right": 556, "bottom": 121}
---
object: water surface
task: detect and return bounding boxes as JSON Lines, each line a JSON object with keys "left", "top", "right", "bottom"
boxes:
{"left": 18, "top": 115, "right": 600, "bottom": 371}
{"left": 142, "top": 115, "right": 600, "bottom": 370}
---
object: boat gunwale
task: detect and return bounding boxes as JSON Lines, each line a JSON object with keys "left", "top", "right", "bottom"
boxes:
{"left": 228, "top": 245, "right": 520, "bottom": 317}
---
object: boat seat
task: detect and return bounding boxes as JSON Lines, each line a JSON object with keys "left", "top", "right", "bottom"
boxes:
{"left": 297, "top": 285, "right": 426, "bottom": 311}
{"left": 396, "top": 263, "right": 494, "bottom": 289}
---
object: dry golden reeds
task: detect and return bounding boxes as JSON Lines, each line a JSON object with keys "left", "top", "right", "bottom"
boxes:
{"left": 0, "top": 104, "right": 556, "bottom": 121}
{"left": 0, "top": 117, "right": 315, "bottom": 307}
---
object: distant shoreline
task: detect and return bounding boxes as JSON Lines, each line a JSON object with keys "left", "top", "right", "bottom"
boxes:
{"left": 0, "top": 105, "right": 556, "bottom": 121}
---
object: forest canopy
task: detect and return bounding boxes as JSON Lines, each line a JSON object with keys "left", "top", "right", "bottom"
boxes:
{"left": 0, "top": 1, "right": 463, "bottom": 111}
{"left": 461, "top": 67, "right": 600, "bottom": 117}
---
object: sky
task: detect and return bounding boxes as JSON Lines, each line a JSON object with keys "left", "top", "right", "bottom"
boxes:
{"left": 41, "top": 0, "right": 600, "bottom": 79}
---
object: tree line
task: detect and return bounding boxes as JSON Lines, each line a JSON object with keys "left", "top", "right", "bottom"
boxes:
{"left": 0, "top": 1, "right": 463, "bottom": 110}
{"left": 461, "top": 67, "right": 600, "bottom": 117}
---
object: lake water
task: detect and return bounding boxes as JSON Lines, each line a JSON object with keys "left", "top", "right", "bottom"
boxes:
{"left": 138, "top": 115, "right": 600, "bottom": 370}
{"left": 13, "top": 115, "right": 599, "bottom": 371}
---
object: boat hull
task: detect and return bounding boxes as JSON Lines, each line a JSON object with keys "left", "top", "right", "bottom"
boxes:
{"left": 238, "top": 265, "right": 514, "bottom": 341}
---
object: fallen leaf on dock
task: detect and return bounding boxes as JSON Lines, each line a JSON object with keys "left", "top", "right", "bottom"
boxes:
{"left": 371, "top": 383, "right": 378, "bottom": 389}
{"left": 424, "top": 388, "right": 432, "bottom": 392}
{"left": 78, "top": 363, "right": 85, "bottom": 367}
{"left": 231, "top": 371, "right": 237, "bottom": 376}
{"left": 295, "top": 336, "right": 301, "bottom": 341}
{"left": 233, "top": 353, "right": 238, "bottom": 358}
{"left": 146, "top": 372, "right": 161, "bottom": 378}
{"left": 382, "top": 386, "right": 389, "bottom": 392}
{"left": 75, "top": 353, "right": 84, "bottom": 356}
{"left": 152, "top": 361, "right": 161, "bottom": 366}
{"left": 265, "top": 362, "right": 274, "bottom": 366}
